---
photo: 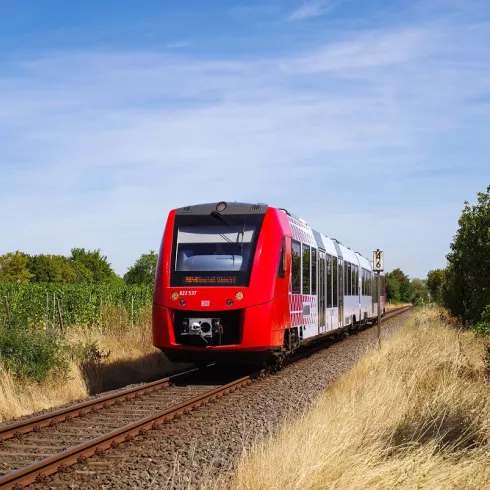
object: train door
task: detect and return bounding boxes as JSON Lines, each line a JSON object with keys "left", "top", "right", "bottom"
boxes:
{"left": 318, "top": 251, "right": 326, "bottom": 333}
{"left": 338, "top": 258, "right": 344, "bottom": 327}
{"left": 358, "top": 266, "right": 361, "bottom": 324}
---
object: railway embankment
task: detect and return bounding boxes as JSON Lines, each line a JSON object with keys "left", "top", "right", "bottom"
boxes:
{"left": 0, "top": 307, "right": 189, "bottom": 423}
{"left": 222, "top": 306, "right": 490, "bottom": 490}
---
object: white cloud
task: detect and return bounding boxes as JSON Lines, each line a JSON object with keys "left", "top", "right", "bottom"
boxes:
{"left": 289, "top": 0, "right": 343, "bottom": 21}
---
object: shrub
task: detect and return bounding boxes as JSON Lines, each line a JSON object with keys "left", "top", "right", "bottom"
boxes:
{"left": 0, "top": 327, "right": 69, "bottom": 382}
{"left": 474, "top": 305, "right": 490, "bottom": 336}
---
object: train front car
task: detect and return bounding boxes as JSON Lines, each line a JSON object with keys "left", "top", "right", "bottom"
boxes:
{"left": 152, "top": 202, "right": 290, "bottom": 366}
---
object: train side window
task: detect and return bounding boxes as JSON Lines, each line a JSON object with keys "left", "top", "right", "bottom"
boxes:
{"left": 311, "top": 248, "right": 317, "bottom": 295}
{"left": 355, "top": 265, "right": 359, "bottom": 296}
{"left": 326, "top": 254, "right": 332, "bottom": 308}
{"left": 332, "top": 256, "right": 338, "bottom": 307}
{"left": 302, "top": 245, "right": 311, "bottom": 295}
{"left": 348, "top": 262, "right": 352, "bottom": 295}
{"left": 277, "top": 237, "right": 286, "bottom": 278}
{"left": 291, "top": 240, "right": 301, "bottom": 293}
{"left": 344, "top": 261, "right": 347, "bottom": 295}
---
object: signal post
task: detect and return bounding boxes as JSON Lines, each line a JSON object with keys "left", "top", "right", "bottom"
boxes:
{"left": 373, "top": 249, "right": 384, "bottom": 348}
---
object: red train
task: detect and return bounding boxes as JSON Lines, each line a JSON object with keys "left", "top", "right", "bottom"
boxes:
{"left": 152, "top": 201, "right": 386, "bottom": 366}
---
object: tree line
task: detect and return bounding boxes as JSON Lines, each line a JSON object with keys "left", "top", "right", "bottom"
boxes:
{"left": 0, "top": 249, "right": 158, "bottom": 286}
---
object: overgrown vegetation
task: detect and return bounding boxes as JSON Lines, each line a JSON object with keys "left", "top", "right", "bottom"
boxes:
{"left": 0, "top": 282, "right": 153, "bottom": 329}
{"left": 422, "top": 185, "right": 490, "bottom": 332}
{"left": 0, "top": 327, "right": 68, "bottom": 382}
{"left": 0, "top": 305, "right": 183, "bottom": 422}
{"left": 216, "top": 307, "right": 490, "bottom": 490}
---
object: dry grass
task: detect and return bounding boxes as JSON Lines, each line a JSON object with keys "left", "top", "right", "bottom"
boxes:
{"left": 0, "top": 361, "right": 88, "bottom": 422}
{"left": 220, "top": 307, "right": 490, "bottom": 490}
{"left": 0, "top": 306, "right": 185, "bottom": 423}
{"left": 385, "top": 301, "right": 412, "bottom": 311}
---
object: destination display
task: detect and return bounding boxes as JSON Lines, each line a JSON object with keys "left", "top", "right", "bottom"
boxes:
{"left": 183, "top": 275, "right": 238, "bottom": 285}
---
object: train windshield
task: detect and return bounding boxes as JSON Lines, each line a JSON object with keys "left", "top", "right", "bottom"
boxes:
{"left": 170, "top": 213, "right": 264, "bottom": 287}
{"left": 176, "top": 225, "right": 256, "bottom": 272}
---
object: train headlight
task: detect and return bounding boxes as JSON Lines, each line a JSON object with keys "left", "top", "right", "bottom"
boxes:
{"left": 235, "top": 291, "right": 243, "bottom": 300}
{"left": 226, "top": 299, "right": 233, "bottom": 306}
{"left": 171, "top": 292, "right": 179, "bottom": 301}
{"left": 180, "top": 299, "right": 186, "bottom": 306}
{"left": 216, "top": 201, "right": 227, "bottom": 212}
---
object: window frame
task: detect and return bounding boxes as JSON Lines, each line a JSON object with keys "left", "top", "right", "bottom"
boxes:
{"left": 277, "top": 236, "right": 286, "bottom": 278}
{"left": 332, "top": 256, "right": 338, "bottom": 307}
{"left": 311, "top": 248, "right": 317, "bottom": 295}
{"left": 291, "top": 239, "right": 301, "bottom": 294}
{"left": 302, "top": 244, "right": 311, "bottom": 295}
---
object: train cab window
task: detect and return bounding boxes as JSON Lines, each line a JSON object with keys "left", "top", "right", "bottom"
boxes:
{"left": 292, "top": 240, "right": 301, "bottom": 294}
{"left": 311, "top": 248, "right": 317, "bottom": 295}
{"left": 326, "top": 254, "right": 332, "bottom": 308}
{"left": 332, "top": 256, "right": 338, "bottom": 307}
{"left": 302, "top": 245, "right": 311, "bottom": 295}
{"left": 277, "top": 237, "right": 286, "bottom": 278}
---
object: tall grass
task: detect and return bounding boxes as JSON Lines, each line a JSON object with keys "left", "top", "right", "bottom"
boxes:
{"left": 0, "top": 305, "right": 183, "bottom": 423}
{"left": 222, "top": 307, "right": 490, "bottom": 490}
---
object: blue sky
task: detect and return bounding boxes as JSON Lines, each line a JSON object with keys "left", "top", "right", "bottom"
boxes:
{"left": 1, "top": 0, "right": 489, "bottom": 279}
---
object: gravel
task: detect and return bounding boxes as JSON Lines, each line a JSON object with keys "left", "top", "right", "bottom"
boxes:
{"left": 32, "top": 311, "right": 412, "bottom": 490}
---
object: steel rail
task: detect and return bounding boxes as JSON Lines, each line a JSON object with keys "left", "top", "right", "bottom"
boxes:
{"left": 0, "top": 373, "right": 260, "bottom": 490}
{"left": 0, "top": 367, "right": 201, "bottom": 443}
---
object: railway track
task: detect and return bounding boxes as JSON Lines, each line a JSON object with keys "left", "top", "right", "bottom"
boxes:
{"left": 0, "top": 305, "right": 411, "bottom": 490}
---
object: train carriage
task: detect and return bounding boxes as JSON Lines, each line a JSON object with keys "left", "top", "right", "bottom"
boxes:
{"left": 152, "top": 201, "right": 386, "bottom": 366}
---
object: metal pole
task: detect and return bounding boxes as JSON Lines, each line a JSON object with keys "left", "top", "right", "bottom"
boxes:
{"left": 56, "top": 298, "right": 64, "bottom": 334}
{"left": 131, "top": 295, "right": 134, "bottom": 329}
{"left": 377, "top": 271, "right": 381, "bottom": 348}
{"left": 46, "top": 292, "right": 49, "bottom": 331}
{"left": 4, "top": 296, "right": 11, "bottom": 323}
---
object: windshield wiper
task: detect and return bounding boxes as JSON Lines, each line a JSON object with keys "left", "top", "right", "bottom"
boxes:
{"left": 210, "top": 211, "right": 238, "bottom": 229}
{"left": 210, "top": 211, "right": 246, "bottom": 246}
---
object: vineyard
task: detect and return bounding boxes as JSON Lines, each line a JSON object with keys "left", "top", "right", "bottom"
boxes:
{"left": 0, "top": 283, "right": 154, "bottom": 331}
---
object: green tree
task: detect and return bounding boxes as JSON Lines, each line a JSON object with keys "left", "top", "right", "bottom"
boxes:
{"left": 28, "top": 254, "right": 93, "bottom": 283}
{"left": 70, "top": 248, "right": 119, "bottom": 283}
{"left": 444, "top": 185, "right": 490, "bottom": 324}
{"left": 124, "top": 251, "right": 158, "bottom": 285}
{"left": 386, "top": 275, "right": 401, "bottom": 302}
{"left": 386, "top": 268, "right": 412, "bottom": 303}
{"left": 426, "top": 269, "right": 445, "bottom": 305}
{"left": 0, "top": 251, "right": 33, "bottom": 283}
{"left": 410, "top": 278, "right": 428, "bottom": 305}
